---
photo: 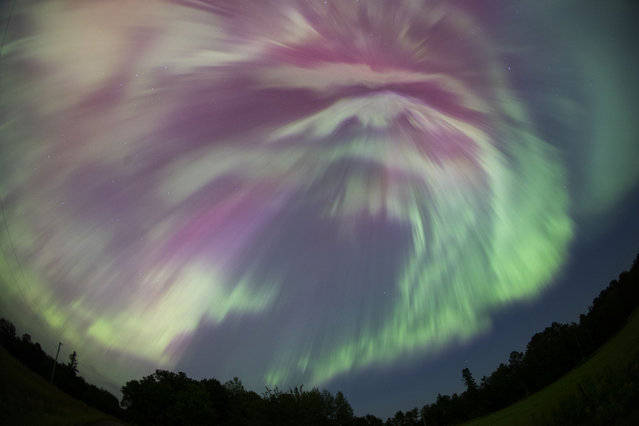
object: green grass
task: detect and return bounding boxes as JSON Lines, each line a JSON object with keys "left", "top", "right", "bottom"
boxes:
{"left": 0, "top": 346, "right": 124, "bottom": 426}
{"left": 466, "top": 309, "right": 639, "bottom": 425}
{"left": 3, "top": 310, "right": 638, "bottom": 426}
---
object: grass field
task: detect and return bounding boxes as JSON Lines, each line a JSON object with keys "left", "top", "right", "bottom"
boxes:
{"left": 0, "top": 346, "right": 124, "bottom": 426}
{"left": 1, "top": 310, "right": 637, "bottom": 425}
{"left": 466, "top": 309, "right": 639, "bottom": 425}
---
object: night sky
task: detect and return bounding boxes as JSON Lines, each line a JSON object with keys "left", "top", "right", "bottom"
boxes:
{"left": 1, "top": 0, "right": 638, "bottom": 419}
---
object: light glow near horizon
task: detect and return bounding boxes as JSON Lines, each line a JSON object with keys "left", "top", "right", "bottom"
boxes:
{"left": 1, "top": 0, "right": 637, "bottom": 401}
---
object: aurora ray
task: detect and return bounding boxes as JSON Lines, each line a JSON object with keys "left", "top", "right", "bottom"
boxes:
{"left": 1, "top": 0, "right": 638, "bottom": 412}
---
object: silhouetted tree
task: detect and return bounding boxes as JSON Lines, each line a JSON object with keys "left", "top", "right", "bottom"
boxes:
{"left": 334, "top": 391, "right": 354, "bottom": 425}
{"left": 2, "top": 250, "right": 638, "bottom": 425}
{"left": 68, "top": 350, "right": 79, "bottom": 376}
{"left": 396, "top": 252, "right": 639, "bottom": 424}
{"left": 0, "top": 318, "right": 122, "bottom": 418}
{"left": 0, "top": 318, "right": 16, "bottom": 341}
{"left": 224, "top": 376, "right": 245, "bottom": 396}
{"left": 462, "top": 367, "right": 478, "bottom": 393}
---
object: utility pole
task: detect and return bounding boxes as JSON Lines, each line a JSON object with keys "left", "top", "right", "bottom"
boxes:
{"left": 49, "top": 341, "right": 62, "bottom": 384}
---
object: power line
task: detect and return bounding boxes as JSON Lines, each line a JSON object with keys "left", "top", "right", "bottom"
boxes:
{"left": 0, "top": 199, "right": 50, "bottom": 336}
{"left": 0, "top": 0, "right": 16, "bottom": 59}
{"left": 0, "top": 0, "right": 61, "bottom": 347}
{"left": 0, "top": 0, "right": 23, "bottom": 313}
{"left": 0, "top": 0, "right": 32, "bottom": 317}
{"left": 79, "top": 360, "right": 121, "bottom": 385}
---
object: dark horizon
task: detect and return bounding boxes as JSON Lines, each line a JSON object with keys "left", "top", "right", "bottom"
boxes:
{"left": 1, "top": 0, "right": 638, "bottom": 420}
{"left": 2, "top": 247, "right": 638, "bottom": 424}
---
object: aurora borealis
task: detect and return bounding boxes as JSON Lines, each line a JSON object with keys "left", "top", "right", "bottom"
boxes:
{"left": 1, "top": 0, "right": 638, "bottom": 417}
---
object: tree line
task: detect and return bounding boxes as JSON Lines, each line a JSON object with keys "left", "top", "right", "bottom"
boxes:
{"left": 0, "top": 318, "right": 122, "bottom": 418}
{"left": 0, "top": 253, "right": 637, "bottom": 425}
{"left": 120, "top": 371, "right": 376, "bottom": 426}
{"left": 387, "top": 253, "right": 639, "bottom": 425}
